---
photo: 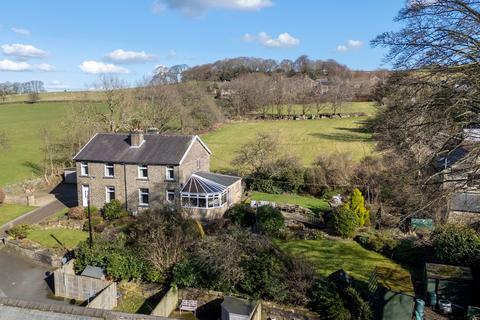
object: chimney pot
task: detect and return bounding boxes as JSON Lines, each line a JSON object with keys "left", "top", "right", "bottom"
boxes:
{"left": 147, "top": 127, "right": 159, "bottom": 134}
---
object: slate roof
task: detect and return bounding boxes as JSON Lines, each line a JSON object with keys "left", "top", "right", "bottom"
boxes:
{"left": 81, "top": 266, "right": 105, "bottom": 279}
{"left": 450, "top": 192, "right": 480, "bottom": 213}
{"left": 434, "top": 147, "right": 470, "bottom": 170}
{"left": 181, "top": 172, "right": 241, "bottom": 194}
{"left": 221, "top": 296, "right": 256, "bottom": 316}
{"left": 73, "top": 133, "right": 210, "bottom": 165}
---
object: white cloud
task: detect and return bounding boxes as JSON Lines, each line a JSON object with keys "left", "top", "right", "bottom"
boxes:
{"left": 1, "top": 43, "right": 48, "bottom": 58}
{"left": 37, "top": 63, "right": 55, "bottom": 72}
{"left": 336, "top": 39, "right": 363, "bottom": 52}
{"left": 11, "top": 27, "right": 30, "bottom": 36}
{"left": 153, "top": 0, "right": 273, "bottom": 16}
{"left": 0, "top": 59, "right": 33, "bottom": 71}
{"left": 79, "top": 61, "right": 130, "bottom": 74}
{"left": 242, "top": 32, "right": 299, "bottom": 48}
{"left": 104, "top": 49, "right": 157, "bottom": 64}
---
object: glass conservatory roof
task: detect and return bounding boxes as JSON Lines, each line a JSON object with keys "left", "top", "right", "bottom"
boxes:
{"left": 181, "top": 172, "right": 240, "bottom": 195}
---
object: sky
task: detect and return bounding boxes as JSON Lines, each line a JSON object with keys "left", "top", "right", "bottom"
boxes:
{"left": 0, "top": 0, "right": 406, "bottom": 91}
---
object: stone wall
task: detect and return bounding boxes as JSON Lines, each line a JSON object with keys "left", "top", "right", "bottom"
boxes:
{"left": 1, "top": 239, "right": 61, "bottom": 267}
{"left": 151, "top": 287, "right": 178, "bottom": 317}
{"left": 447, "top": 210, "right": 480, "bottom": 225}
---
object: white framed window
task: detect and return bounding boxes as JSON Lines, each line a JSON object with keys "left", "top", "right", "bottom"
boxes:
{"left": 80, "top": 162, "right": 89, "bottom": 176}
{"left": 196, "top": 159, "right": 201, "bottom": 169}
{"left": 139, "top": 188, "right": 149, "bottom": 206}
{"left": 166, "top": 166, "right": 175, "bottom": 181}
{"left": 104, "top": 163, "right": 114, "bottom": 177}
{"left": 166, "top": 189, "right": 175, "bottom": 203}
{"left": 105, "top": 186, "right": 115, "bottom": 203}
{"left": 138, "top": 165, "right": 148, "bottom": 179}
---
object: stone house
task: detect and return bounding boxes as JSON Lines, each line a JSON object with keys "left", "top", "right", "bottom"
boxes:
{"left": 73, "top": 131, "right": 241, "bottom": 219}
{"left": 435, "top": 128, "right": 480, "bottom": 225}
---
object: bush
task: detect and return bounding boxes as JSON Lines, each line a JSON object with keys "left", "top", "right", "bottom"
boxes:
{"left": 308, "top": 279, "right": 351, "bottom": 320}
{"left": 0, "top": 188, "right": 5, "bottom": 204}
{"left": 343, "top": 287, "right": 373, "bottom": 320}
{"left": 354, "top": 231, "right": 398, "bottom": 256}
{"left": 349, "top": 188, "right": 370, "bottom": 227}
{"left": 393, "top": 238, "right": 427, "bottom": 266}
{"left": 225, "top": 204, "right": 255, "bottom": 228}
{"left": 82, "top": 216, "right": 104, "bottom": 232}
{"left": 303, "top": 229, "right": 325, "bottom": 240}
{"left": 8, "top": 224, "right": 31, "bottom": 239}
{"left": 257, "top": 206, "right": 284, "bottom": 237}
{"left": 68, "top": 206, "right": 85, "bottom": 220}
{"left": 330, "top": 206, "right": 357, "bottom": 239}
{"left": 84, "top": 206, "right": 99, "bottom": 217}
{"left": 103, "top": 200, "right": 126, "bottom": 220}
{"left": 432, "top": 224, "right": 480, "bottom": 267}
{"left": 173, "top": 258, "right": 202, "bottom": 288}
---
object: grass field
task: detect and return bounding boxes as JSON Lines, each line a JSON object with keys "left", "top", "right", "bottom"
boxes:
{"left": 27, "top": 227, "right": 88, "bottom": 250}
{"left": 0, "top": 204, "right": 33, "bottom": 226}
{"left": 1, "top": 91, "right": 104, "bottom": 103}
{"left": 276, "top": 238, "right": 413, "bottom": 294}
{"left": 0, "top": 100, "right": 374, "bottom": 187}
{"left": 250, "top": 191, "right": 330, "bottom": 213}
{"left": 202, "top": 116, "right": 374, "bottom": 172}
{"left": 0, "top": 101, "right": 92, "bottom": 186}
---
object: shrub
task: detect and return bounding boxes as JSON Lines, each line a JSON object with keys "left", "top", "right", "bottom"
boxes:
{"left": 103, "top": 200, "right": 126, "bottom": 220}
{"left": 354, "top": 231, "right": 398, "bottom": 256}
{"left": 303, "top": 229, "right": 325, "bottom": 240}
{"left": 432, "top": 224, "right": 480, "bottom": 267}
{"left": 173, "top": 258, "right": 202, "bottom": 288}
{"left": 84, "top": 206, "right": 99, "bottom": 217}
{"left": 68, "top": 206, "right": 85, "bottom": 220}
{"left": 257, "top": 205, "right": 284, "bottom": 237}
{"left": 393, "top": 238, "right": 427, "bottom": 266}
{"left": 307, "top": 279, "right": 351, "bottom": 320}
{"left": 0, "top": 188, "right": 5, "bottom": 204}
{"left": 82, "top": 215, "right": 104, "bottom": 232}
{"left": 349, "top": 188, "right": 370, "bottom": 227}
{"left": 225, "top": 204, "right": 255, "bottom": 228}
{"left": 8, "top": 224, "right": 31, "bottom": 239}
{"left": 343, "top": 287, "right": 373, "bottom": 320}
{"left": 330, "top": 206, "right": 357, "bottom": 239}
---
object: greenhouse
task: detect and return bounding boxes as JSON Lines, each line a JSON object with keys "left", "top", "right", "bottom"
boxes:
{"left": 181, "top": 172, "right": 241, "bottom": 209}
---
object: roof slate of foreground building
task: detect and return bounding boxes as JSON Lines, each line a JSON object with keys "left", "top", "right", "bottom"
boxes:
{"left": 73, "top": 133, "right": 211, "bottom": 165}
{"left": 0, "top": 297, "right": 170, "bottom": 320}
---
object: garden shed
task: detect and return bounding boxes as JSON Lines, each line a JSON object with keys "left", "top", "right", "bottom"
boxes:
{"left": 424, "top": 263, "right": 473, "bottom": 307}
{"left": 221, "top": 296, "right": 259, "bottom": 320}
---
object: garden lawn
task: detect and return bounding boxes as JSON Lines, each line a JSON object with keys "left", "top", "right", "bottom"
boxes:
{"left": 250, "top": 191, "right": 329, "bottom": 213}
{"left": 202, "top": 116, "right": 375, "bottom": 172}
{"left": 275, "top": 238, "right": 413, "bottom": 294}
{"left": 27, "top": 228, "right": 88, "bottom": 250}
{"left": 0, "top": 204, "right": 33, "bottom": 226}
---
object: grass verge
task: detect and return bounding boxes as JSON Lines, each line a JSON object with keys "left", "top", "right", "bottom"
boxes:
{"left": 0, "top": 204, "right": 33, "bottom": 226}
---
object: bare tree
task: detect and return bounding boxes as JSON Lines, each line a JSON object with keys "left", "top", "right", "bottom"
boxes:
{"left": 371, "top": 0, "right": 480, "bottom": 217}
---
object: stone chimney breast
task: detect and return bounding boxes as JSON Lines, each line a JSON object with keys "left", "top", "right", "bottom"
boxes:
{"left": 130, "top": 130, "right": 144, "bottom": 147}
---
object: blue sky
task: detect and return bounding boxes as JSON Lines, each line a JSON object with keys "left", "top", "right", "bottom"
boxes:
{"left": 0, "top": 0, "right": 405, "bottom": 91}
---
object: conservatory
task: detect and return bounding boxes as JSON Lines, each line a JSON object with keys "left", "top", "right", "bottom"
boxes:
{"left": 181, "top": 172, "right": 241, "bottom": 210}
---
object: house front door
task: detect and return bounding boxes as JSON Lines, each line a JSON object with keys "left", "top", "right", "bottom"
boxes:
{"left": 82, "top": 185, "right": 89, "bottom": 207}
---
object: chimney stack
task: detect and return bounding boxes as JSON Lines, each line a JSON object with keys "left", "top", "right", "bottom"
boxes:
{"left": 130, "top": 130, "right": 144, "bottom": 147}
{"left": 147, "top": 127, "right": 159, "bottom": 135}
